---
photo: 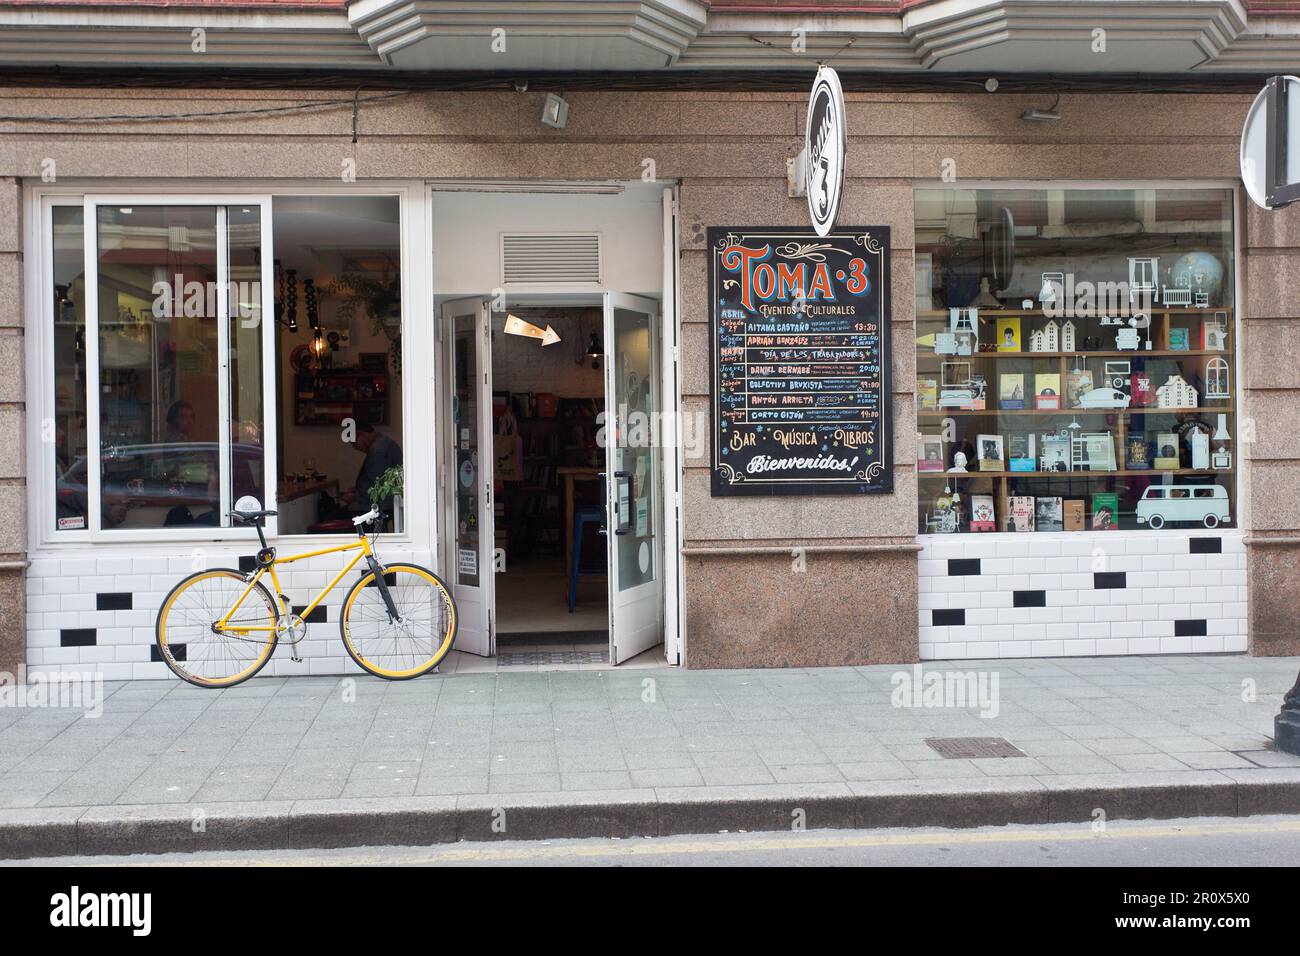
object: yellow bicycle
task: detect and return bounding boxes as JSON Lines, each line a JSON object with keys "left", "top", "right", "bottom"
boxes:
{"left": 155, "top": 500, "right": 457, "bottom": 687}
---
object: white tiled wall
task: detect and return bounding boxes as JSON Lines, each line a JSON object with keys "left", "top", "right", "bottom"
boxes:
{"left": 25, "top": 543, "right": 435, "bottom": 680}
{"left": 919, "top": 531, "right": 1247, "bottom": 660}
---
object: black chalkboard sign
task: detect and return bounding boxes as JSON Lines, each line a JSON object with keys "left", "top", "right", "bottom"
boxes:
{"left": 709, "top": 226, "right": 892, "bottom": 496}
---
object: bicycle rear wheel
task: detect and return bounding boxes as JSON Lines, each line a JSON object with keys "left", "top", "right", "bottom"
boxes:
{"left": 340, "top": 563, "right": 457, "bottom": 679}
{"left": 156, "top": 569, "right": 279, "bottom": 688}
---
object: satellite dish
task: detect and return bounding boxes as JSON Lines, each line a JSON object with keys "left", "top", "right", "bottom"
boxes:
{"left": 1241, "top": 75, "right": 1300, "bottom": 210}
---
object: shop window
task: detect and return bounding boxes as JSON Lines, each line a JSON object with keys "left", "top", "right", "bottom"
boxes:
{"left": 271, "top": 196, "right": 403, "bottom": 535}
{"left": 914, "top": 187, "right": 1236, "bottom": 534}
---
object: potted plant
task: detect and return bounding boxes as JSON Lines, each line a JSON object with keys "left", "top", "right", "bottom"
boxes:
{"left": 367, "top": 465, "right": 404, "bottom": 533}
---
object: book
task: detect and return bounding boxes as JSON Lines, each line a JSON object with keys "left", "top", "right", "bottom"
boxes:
{"left": 1009, "top": 496, "right": 1036, "bottom": 532}
{"left": 976, "top": 433, "right": 1004, "bottom": 472}
{"left": 1091, "top": 492, "right": 1120, "bottom": 530}
{"left": 1126, "top": 435, "right": 1151, "bottom": 470}
{"left": 1035, "top": 373, "right": 1061, "bottom": 410}
{"left": 1083, "top": 433, "right": 1116, "bottom": 471}
{"left": 1036, "top": 496, "right": 1064, "bottom": 532}
{"left": 1066, "top": 368, "right": 1094, "bottom": 408}
{"left": 1064, "top": 499, "right": 1086, "bottom": 531}
{"left": 1170, "top": 327, "right": 1190, "bottom": 351}
{"left": 996, "top": 317, "right": 1022, "bottom": 352}
{"left": 970, "top": 494, "right": 996, "bottom": 532}
{"left": 1040, "top": 434, "right": 1070, "bottom": 473}
{"left": 1130, "top": 371, "right": 1156, "bottom": 407}
{"left": 917, "top": 434, "right": 945, "bottom": 472}
{"left": 918, "top": 378, "right": 938, "bottom": 410}
{"left": 1008, "top": 433, "right": 1037, "bottom": 472}
{"left": 999, "top": 373, "right": 1026, "bottom": 410}
{"left": 1154, "top": 431, "right": 1180, "bottom": 470}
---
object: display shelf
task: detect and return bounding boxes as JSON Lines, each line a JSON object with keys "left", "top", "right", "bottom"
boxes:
{"left": 919, "top": 468, "right": 1234, "bottom": 479}
{"left": 919, "top": 405, "right": 1233, "bottom": 417}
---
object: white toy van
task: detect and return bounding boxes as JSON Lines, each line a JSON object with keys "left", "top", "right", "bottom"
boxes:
{"left": 1135, "top": 484, "right": 1230, "bottom": 529}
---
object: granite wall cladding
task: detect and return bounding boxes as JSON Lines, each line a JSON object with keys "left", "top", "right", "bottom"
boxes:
{"left": 1, "top": 86, "right": 1290, "bottom": 670}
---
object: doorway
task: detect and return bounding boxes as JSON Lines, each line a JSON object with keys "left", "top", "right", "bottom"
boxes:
{"left": 439, "top": 292, "right": 665, "bottom": 668}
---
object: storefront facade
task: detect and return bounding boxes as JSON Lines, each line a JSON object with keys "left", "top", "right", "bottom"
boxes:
{"left": 3, "top": 1, "right": 1300, "bottom": 678}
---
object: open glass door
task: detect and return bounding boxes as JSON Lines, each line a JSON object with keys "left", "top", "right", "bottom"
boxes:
{"left": 443, "top": 297, "right": 494, "bottom": 657}
{"left": 603, "top": 293, "right": 663, "bottom": 664}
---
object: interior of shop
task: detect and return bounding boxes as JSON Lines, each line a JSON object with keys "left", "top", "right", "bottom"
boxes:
{"left": 271, "top": 195, "right": 405, "bottom": 534}
{"left": 489, "top": 306, "right": 609, "bottom": 649}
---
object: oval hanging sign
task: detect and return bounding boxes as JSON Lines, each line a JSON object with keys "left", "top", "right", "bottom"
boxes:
{"left": 806, "top": 65, "right": 846, "bottom": 237}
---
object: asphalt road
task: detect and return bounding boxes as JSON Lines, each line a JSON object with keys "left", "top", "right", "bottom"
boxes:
{"left": 10, "top": 815, "right": 1300, "bottom": 867}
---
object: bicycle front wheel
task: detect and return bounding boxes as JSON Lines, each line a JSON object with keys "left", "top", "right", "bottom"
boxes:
{"left": 340, "top": 563, "right": 457, "bottom": 679}
{"left": 156, "top": 569, "right": 279, "bottom": 688}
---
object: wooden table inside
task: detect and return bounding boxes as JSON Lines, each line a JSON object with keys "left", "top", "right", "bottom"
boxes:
{"left": 558, "top": 466, "right": 602, "bottom": 580}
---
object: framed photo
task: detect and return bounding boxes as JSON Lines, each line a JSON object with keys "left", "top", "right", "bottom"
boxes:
{"left": 977, "top": 433, "right": 1005, "bottom": 471}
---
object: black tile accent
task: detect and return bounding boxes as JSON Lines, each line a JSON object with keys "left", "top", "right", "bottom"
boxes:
{"left": 1094, "top": 572, "right": 1127, "bottom": 590}
{"left": 1190, "top": 537, "right": 1222, "bottom": 554}
{"left": 293, "top": 604, "right": 328, "bottom": 624}
{"left": 1175, "top": 619, "right": 1208, "bottom": 637}
{"left": 932, "top": 608, "right": 965, "bottom": 627}
{"left": 59, "top": 628, "right": 96, "bottom": 647}
{"left": 151, "top": 644, "right": 185, "bottom": 662}
{"left": 365, "top": 572, "right": 398, "bottom": 588}
{"left": 1013, "top": 590, "right": 1047, "bottom": 608}
{"left": 95, "top": 592, "right": 133, "bottom": 611}
{"left": 238, "top": 555, "right": 258, "bottom": 572}
{"left": 947, "top": 558, "right": 981, "bottom": 576}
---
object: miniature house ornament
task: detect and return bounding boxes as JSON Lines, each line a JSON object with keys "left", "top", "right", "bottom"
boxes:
{"left": 1043, "top": 319, "right": 1060, "bottom": 352}
{"left": 1156, "top": 374, "right": 1199, "bottom": 409}
{"left": 1062, "top": 319, "right": 1076, "bottom": 352}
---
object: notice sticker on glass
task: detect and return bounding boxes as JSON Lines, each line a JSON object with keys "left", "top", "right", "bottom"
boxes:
{"left": 457, "top": 548, "right": 477, "bottom": 576}
{"left": 635, "top": 497, "right": 648, "bottom": 537}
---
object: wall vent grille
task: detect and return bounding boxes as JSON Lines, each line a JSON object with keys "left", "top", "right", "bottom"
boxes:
{"left": 501, "top": 232, "right": 601, "bottom": 285}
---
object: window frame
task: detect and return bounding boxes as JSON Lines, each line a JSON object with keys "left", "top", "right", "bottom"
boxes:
{"left": 910, "top": 178, "right": 1245, "bottom": 537}
{"left": 29, "top": 182, "right": 422, "bottom": 548}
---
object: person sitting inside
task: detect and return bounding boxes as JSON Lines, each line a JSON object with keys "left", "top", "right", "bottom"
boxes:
{"left": 340, "top": 421, "right": 402, "bottom": 516}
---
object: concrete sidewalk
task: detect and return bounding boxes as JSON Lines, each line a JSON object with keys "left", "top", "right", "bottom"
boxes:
{"left": 2, "top": 654, "right": 1299, "bottom": 857}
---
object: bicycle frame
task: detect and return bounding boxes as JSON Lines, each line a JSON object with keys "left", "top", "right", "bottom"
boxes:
{"left": 216, "top": 537, "right": 374, "bottom": 635}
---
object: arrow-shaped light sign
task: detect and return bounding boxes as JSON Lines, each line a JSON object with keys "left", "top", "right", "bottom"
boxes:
{"left": 504, "top": 313, "right": 561, "bottom": 346}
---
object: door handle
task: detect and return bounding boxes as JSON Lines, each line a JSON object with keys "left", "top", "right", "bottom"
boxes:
{"left": 613, "top": 471, "right": 633, "bottom": 535}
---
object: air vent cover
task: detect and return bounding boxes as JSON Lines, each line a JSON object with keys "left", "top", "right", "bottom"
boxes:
{"left": 501, "top": 232, "right": 601, "bottom": 285}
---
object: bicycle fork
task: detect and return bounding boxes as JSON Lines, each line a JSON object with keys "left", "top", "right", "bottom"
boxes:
{"left": 366, "top": 554, "right": 403, "bottom": 624}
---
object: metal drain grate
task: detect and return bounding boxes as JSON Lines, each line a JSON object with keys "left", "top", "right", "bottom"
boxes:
{"left": 498, "top": 650, "right": 608, "bottom": 667}
{"left": 924, "top": 737, "right": 1026, "bottom": 759}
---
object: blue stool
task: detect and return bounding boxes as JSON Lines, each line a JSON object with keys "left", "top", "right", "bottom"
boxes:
{"left": 568, "top": 507, "right": 604, "bottom": 612}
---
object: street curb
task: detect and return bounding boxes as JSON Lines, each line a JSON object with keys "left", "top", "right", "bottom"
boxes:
{"left": 4, "top": 773, "right": 1300, "bottom": 859}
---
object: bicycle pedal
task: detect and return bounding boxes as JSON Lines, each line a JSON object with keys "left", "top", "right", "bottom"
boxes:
{"left": 290, "top": 653, "right": 303, "bottom": 663}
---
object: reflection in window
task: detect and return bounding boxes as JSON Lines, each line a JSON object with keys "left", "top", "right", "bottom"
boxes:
{"left": 52, "top": 206, "right": 87, "bottom": 531}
